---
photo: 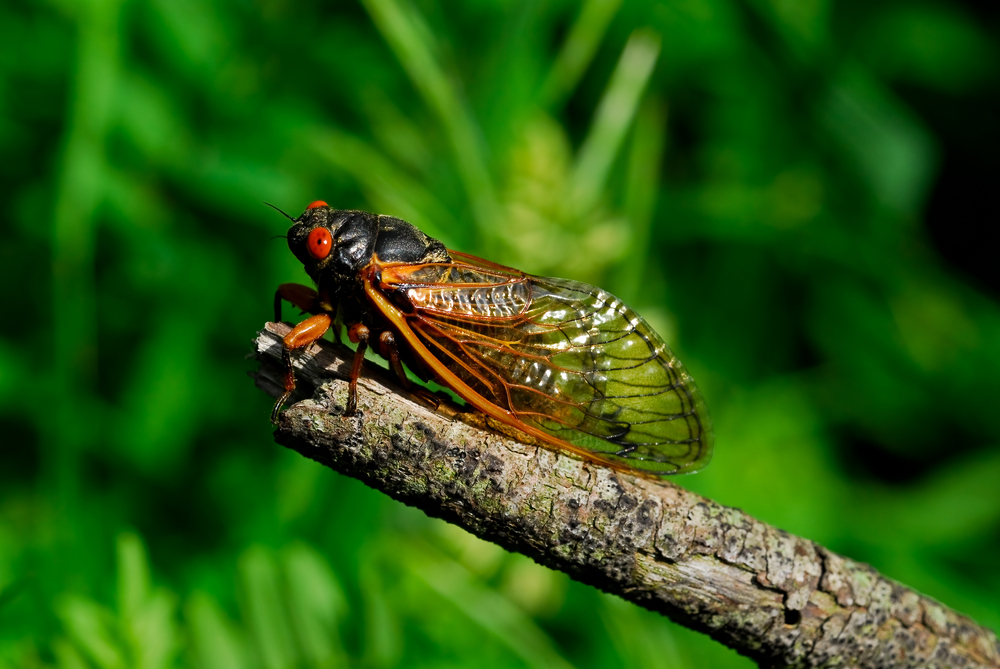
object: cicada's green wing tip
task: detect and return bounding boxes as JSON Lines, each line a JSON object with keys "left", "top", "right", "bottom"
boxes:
{"left": 672, "top": 385, "right": 715, "bottom": 476}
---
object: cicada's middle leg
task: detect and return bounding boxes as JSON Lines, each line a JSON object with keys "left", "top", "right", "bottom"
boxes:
{"left": 377, "top": 331, "right": 412, "bottom": 391}
{"left": 344, "top": 323, "right": 372, "bottom": 416}
{"left": 271, "top": 313, "right": 331, "bottom": 424}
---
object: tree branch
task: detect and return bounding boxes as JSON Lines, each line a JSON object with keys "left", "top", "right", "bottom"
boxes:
{"left": 251, "top": 322, "right": 1000, "bottom": 669}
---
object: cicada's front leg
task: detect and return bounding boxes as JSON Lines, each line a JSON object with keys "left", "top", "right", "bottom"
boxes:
{"left": 274, "top": 283, "right": 322, "bottom": 323}
{"left": 271, "top": 313, "right": 331, "bottom": 424}
{"left": 276, "top": 283, "right": 345, "bottom": 344}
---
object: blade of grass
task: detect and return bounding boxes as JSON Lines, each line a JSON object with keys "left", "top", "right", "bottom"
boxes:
{"left": 238, "top": 546, "right": 297, "bottom": 669}
{"left": 540, "top": 0, "right": 624, "bottom": 108}
{"left": 599, "top": 594, "right": 686, "bottom": 669}
{"left": 52, "top": 638, "right": 92, "bottom": 669}
{"left": 116, "top": 534, "right": 180, "bottom": 669}
{"left": 302, "top": 125, "right": 460, "bottom": 241}
{"left": 359, "top": 562, "right": 402, "bottom": 669}
{"left": 613, "top": 97, "right": 666, "bottom": 303}
{"left": 818, "top": 64, "right": 936, "bottom": 217}
{"left": 281, "top": 542, "right": 348, "bottom": 668}
{"left": 185, "top": 592, "right": 250, "bottom": 669}
{"left": 55, "top": 596, "right": 124, "bottom": 669}
{"left": 49, "top": 0, "right": 124, "bottom": 535}
{"left": 403, "top": 541, "right": 577, "bottom": 669}
{"left": 360, "top": 0, "right": 499, "bottom": 236}
{"left": 570, "top": 28, "right": 660, "bottom": 215}
{"left": 116, "top": 533, "right": 150, "bottom": 624}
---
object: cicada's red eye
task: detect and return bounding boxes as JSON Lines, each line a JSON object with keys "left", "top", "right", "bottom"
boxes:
{"left": 306, "top": 200, "right": 328, "bottom": 210}
{"left": 307, "top": 227, "right": 332, "bottom": 259}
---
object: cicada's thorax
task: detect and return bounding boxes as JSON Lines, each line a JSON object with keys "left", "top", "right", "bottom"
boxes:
{"left": 286, "top": 207, "right": 450, "bottom": 323}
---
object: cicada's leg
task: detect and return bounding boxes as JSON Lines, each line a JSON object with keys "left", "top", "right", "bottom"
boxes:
{"left": 378, "top": 331, "right": 411, "bottom": 391}
{"left": 271, "top": 313, "right": 331, "bottom": 424}
{"left": 377, "top": 330, "right": 449, "bottom": 410}
{"left": 274, "top": 283, "right": 321, "bottom": 323}
{"left": 345, "top": 323, "right": 370, "bottom": 416}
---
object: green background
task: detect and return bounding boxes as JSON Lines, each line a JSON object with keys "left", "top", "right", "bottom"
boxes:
{"left": 2, "top": 0, "right": 998, "bottom": 666}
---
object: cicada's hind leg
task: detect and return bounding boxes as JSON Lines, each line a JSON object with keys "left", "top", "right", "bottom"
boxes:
{"left": 345, "top": 323, "right": 370, "bottom": 416}
{"left": 377, "top": 330, "right": 449, "bottom": 411}
{"left": 378, "top": 331, "right": 411, "bottom": 391}
{"left": 271, "top": 313, "right": 331, "bottom": 424}
{"left": 274, "top": 283, "right": 322, "bottom": 323}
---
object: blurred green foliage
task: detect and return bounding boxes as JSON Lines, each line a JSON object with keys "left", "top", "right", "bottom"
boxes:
{"left": 1, "top": 0, "right": 998, "bottom": 666}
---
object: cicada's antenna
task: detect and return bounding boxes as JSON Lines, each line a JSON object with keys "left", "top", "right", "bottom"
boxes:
{"left": 264, "top": 201, "right": 296, "bottom": 222}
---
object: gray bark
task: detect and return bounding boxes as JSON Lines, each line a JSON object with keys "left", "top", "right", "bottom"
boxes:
{"left": 252, "top": 322, "right": 1000, "bottom": 669}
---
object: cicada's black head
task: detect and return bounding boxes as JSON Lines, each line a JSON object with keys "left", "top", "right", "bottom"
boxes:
{"left": 286, "top": 203, "right": 378, "bottom": 286}
{"left": 285, "top": 202, "right": 450, "bottom": 291}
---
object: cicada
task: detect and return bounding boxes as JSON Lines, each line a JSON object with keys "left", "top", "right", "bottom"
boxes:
{"left": 271, "top": 202, "right": 713, "bottom": 476}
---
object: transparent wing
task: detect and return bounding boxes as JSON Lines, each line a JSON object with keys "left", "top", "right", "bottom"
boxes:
{"left": 378, "top": 253, "right": 713, "bottom": 476}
